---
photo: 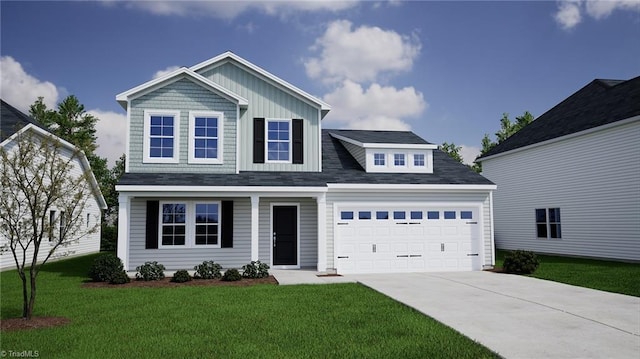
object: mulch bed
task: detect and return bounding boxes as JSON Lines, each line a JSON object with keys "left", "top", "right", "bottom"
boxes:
{"left": 1, "top": 316, "right": 71, "bottom": 332}
{"left": 82, "top": 275, "right": 279, "bottom": 288}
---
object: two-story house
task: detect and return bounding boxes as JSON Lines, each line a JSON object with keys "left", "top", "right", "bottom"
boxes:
{"left": 115, "top": 52, "right": 496, "bottom": 274}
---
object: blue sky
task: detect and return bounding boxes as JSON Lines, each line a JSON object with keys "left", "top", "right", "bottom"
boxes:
{"left": 2, "top": 0, "right": 639, "bottom": 165}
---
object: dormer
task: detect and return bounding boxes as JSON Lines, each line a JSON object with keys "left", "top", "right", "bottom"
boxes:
{"left": 329, "top": 130, "right": 438, "bottom": 174}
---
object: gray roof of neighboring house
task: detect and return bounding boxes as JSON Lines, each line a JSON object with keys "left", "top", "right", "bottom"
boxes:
{"left": 328, "top": 129, "right": 432, "bottom": 145}
{"left": 1, "top": 100, "right": 41, "bottom": 142}
{"left": 478, "top": 76, "right": 640, "bottom": 160}
{"left": 118, "top": 130, "right": 493, "bottom": 187}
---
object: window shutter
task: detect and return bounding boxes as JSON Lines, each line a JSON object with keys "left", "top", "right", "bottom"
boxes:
{"left": 221, "top": 200, "right": 234, "bottom": 248}
{"left": 253, "top": 118, "right": 265, "bottom": 163}
{"left": 145, "top": 201, "right": 159, "bottom": 249}
{"left": 292, "top": 119, "right": 303, "bottom": 164}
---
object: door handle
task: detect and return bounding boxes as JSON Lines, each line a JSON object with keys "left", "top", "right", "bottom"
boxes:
{"left": 273, "top": 232, "right": 276, "bottom": 247}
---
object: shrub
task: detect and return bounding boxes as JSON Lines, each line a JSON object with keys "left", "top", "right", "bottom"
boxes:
{"left": 171, "top": 269, "right": 192, "bottom": 283}
{"left": 222, "top": 268, "right": 242, "bottom": 282}
{"left": 503, "top": 250, "right": 540, "bottom": 275}
{"left": 136, "top": 261, "right": 166, "bottom": 281}
{"left": 242, "top": 260, "right": 270, "bottom": 279}
{"left": 109, "top": 270, "right": 131, "bottom": 285}
{"left": 88, "top": 253, "right": 124, "bottom": 282}
{"left": 100, "top": 224, "right": 117, "bottom": 252}
{"left": 193, "top": 260, "right": 222, "bottom": 279}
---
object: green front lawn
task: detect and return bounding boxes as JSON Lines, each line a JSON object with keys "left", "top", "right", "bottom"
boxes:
{"left": 1, "top": 254, "right": 499, "bottom": 359}
{"left": 495, "top": 250, "right": 640, "bottom": 297}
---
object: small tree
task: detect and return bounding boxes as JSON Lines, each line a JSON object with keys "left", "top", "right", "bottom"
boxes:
{"left": 439, "top": 142, "right": 464, "bottom": 164}
{"left": 0, "top": 129, "right": 99, "bottom": 320}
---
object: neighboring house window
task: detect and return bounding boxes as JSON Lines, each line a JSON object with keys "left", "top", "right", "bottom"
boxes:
{"left": 59, "top": 211, "right": 66, "bottom": 239}
{"left": 536, "top": 208, "right": 562, "bottom": 239}
{"left": 414, "top": 154, "right": 425, "bottom": 167}
{"left": 394, "top": 154, "right": 405, "bottom": 166}
{"left": 189, "top": 111, "right": 223, "bottom": 164}
{"left": 49, "top": 210, "right": 56, "bottom": 241}
{"left": 374, "top": 153, "right": 385, "bottom": 166}
{"left": 266, "top": 119, "right": 291, "bottom": 162}
{"left": 143, "top": 110, "right": 180, "bottom": 163}
{"left": 161, "top": 203, "right": 186, "bottom": 246}
{"left": 195, "top": 203, "right": 220, "bottom": 245}
{"left": 86, "top": 213, "right": 90, "bottom": 228}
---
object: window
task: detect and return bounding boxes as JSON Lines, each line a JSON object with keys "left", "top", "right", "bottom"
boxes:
{"left": 536, "top": 208, "right": 561, "bottom": 239}
{"left": 394, "top": 153, "right": 406, "bottom": 166}
{"left": 341, "top": 211, "right": 354, "bottom": 220}
{"left": 195, "top": 203, "right": 219, "bottom": 245}
{"left": 410, "top": 211, "right": 423, "bottom": 220}
{"left": 144, "top": 110, "right": 180, "bottom": 163}
{"left": 161, "top": 203, "right": 186, "bottom": 246}
{"left": 414, "top": 154, "right": 425, "bottom": 167}
{"left": 374, "top": 153, "right": 385, "bottom": 166}
{"left": 189, "top": 111, "right": 223, "bottom": 164}
{"left": 461, "top": 211, "right": 473, "bottom": 219}
{"left": 86, "top": 213, "right": 90, "bottom": 228}
{"left": 444, "top": 211, "right": 456, "bottom": 219}
{"left": 267, "top": 119, "right": 290, "bottom": 162}
{"left": 59, "top": 211, "right": 66, "bottom": 239}
{"left": 376, "top": 211, "right": 389, "bottom": 220}
{"left": 393, "top": 211, "right": 406, "bottom": 220}
{"left": 427, "top": 211, "right": 439, "bottom": 220}
{"left": 49, "top": 210, "right": 56, "bottom": 241}
{"left": 358, "top": 211, "right": 372, "bottom": 220}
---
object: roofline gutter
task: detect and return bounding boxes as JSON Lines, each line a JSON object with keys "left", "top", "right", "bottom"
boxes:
{"left": 115, "top": 185, "right": 329, "bottom": 194}
{"left": 330, "top": 133, "right": 438, "bottom": 150}
{"left": 326, "top": 183, "right": 496, "bottom": 192}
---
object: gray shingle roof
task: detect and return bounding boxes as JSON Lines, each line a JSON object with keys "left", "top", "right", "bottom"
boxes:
{"left": 478, "top": 76, "right": 640, "bottom": 160}
{"left": 328, "top": 129, "right": 432, "bottom": 144}
{"left": 1, "top": 100, "right": 41, "bottom": 142}
{"left": 119, "top": 130, "right": 493, "bottom": 187}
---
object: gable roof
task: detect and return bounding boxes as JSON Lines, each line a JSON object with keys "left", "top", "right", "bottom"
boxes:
{"left": 478, "top": 76, "right": 640, "bottom": 160}
{"left": 329, "top": 129, "right": 434, "bottom": 146}
{"left": 190, "top": 51, "right": 331, "bottom": 115}
{"left": 1, "top": 99, "right": 107, "bottom": 209}
{"left": 116, "top": 67, "right": 249, "bottom": 110}
{"left": 118, "top": 129, "right": 493, "bottom": 188}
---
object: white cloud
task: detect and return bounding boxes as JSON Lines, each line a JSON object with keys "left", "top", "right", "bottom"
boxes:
{"left": 152, "top": 65, "right": 181, "bottom": 80}
{"left": 304, "top": 20, "right": 421, "bottom": 84}
{"left": 0, "top": 56, "right": 59, "bottom": 113}
{"left": 459, "top": 145, "right": 481, "bottom": 166}
{"left": 322, "top": 80, "right": 426, "bottom": 130}
{"left": 554, "top": 0, "right": 640, "bottom": 29}
{"left": 89, "top": 110, "right": 127, "bottom": 166}
{"left": 112, "top": 0, "right": 357, "bottom": 20}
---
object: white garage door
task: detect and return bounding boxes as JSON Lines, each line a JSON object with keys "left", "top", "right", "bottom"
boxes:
{"left": 335, "top": 206, "right": 481, "bottom": 274}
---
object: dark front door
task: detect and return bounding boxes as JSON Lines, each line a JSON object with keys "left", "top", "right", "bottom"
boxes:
{"left": 273, "top": 206, "right": 297, "bottom": 266}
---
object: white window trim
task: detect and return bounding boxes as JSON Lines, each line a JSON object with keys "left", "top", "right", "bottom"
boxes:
{"left": 265, "top": 118, "right": 292, "bottom": 164}
{"left": 413, "top": 153, "right": 426, "bottom": 167}
{"left": 373, "top": 153, "right": 386, "bottom": 166}
{"left": 364, "top": 149, "right": 433, "bottom": 173}
{"left": 393, "top": 153, "right": 407, "bottom": 167}
{"left": 536, "top": 207, "right": 562, "bottom": 240}
{"left": 143, "top": 109, "right": 181, "bottom": 164}
{"left": 188, "top": 111, "right": 224, "bottom": 164}
{"left": 158, "top": 201, "right": 222, "bottom": 249}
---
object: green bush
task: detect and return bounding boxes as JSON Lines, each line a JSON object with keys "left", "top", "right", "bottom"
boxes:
{"left": 135, "top": 261, "right": 166, "bottom": 281}
{"left": 88, "top": 253, "right": 124, "bottom": 282}
{"left": 171, "top": 269, "right": 192, "bottom": 283}
{"left": 222, "top": 268, "right": 242, "bottom": 282}
{"left": 503, "top": 250, "right": 540, "bottom": 274}
{"left": 100, "top": 224, "right": 118, "bottom": 252}
{"left": 109, "top": 270, "right": 131, "bottom": 285}
{"left": 242, "top": 260, "right": 270, "bottom": 279}
{"left": 193, "top": 260, "right": 222, "bottom": 279}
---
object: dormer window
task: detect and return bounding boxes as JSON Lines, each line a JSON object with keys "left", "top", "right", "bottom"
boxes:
{"left": 188, "top": 111, "right": 223, "bottom": 164}
{"left": 143, "top": 110, "right": 180, "bottom": 163}
{"left": 394, "top": 154, "right": 406, "bottom": 166}
{"left": 374, "top": 153, "right": 385, "bottom": 166}
{"left": 414, "top": 154, "right": 425, "bottom": 167}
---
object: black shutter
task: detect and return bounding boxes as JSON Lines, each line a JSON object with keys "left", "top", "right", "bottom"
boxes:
{"left": 292, "top": 119, "right": 303, "bottom": 164}
{"left": 253, "top": 118, "right": 265, "bottom": 163}
{"left": 145, "top": 201, "right": 159, "bottom": 249}
{"left": 221, "top": 201, "right": 234, "bottom": 248}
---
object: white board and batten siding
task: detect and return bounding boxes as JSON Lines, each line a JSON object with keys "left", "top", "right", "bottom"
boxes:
{"left": 482, "top": 119, "right": 640, "bottom": 261}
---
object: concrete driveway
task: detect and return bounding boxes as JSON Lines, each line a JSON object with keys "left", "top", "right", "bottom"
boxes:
{"left": 352, "top": 271, "right": 640, "bottom": 359}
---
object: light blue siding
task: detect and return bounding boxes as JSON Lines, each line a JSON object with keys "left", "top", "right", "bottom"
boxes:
{"left": 197, "top": 62, "right": 321, "bottom": 172}
{"left": 129, "top": 78, "right": 238, "bottom": 173}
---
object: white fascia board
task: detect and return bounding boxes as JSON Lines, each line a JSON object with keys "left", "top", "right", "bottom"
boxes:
{"left": 329, "top": 133, "right": 437, "bottom": 150}
{"left": 327, "top": 183, "right": 496, "bottom": 192}
{"left": 115, "top": 67, "right": 248, "bottom": 110}
{"left": 190, "top": 51, "right": 331, "bottom": 112}
{"left": 115, "top": 185, "right": 329, "bottom": 195}
{"left": 478, "top": 115, "right": 640, "bottom": 163}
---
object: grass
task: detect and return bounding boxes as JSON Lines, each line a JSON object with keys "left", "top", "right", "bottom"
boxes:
{"left": 495, "top": 250, "right": 640, "bottom": 297}
{"left": 1, "top": 254, "right": 499, "bottom": 359}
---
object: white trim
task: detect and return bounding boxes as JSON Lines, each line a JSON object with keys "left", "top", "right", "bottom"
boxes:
{"left": 316, "top": 193, "right": 327, "bottom": 271}
{"left": 327, "top": 184, "right": 497, "bottom": 191}
{"left": 489, "top": 191, "right": 495, "bottom": 267}
{"left": 236, "top": 104, "right": 241, "bottom": 174}
{"left": 190, "top": 52, "right": 330, "bottom": 111}
{"left": 477, "top": 115, "right": 640, "bottom": 163}
{"left": 143, "top": 109, "right": 181, "bottom": 164}
{"left": 250, "top": 195, "right": 260, "bottom": 261}
{"left": 188, "top": 110, "right": 224, "bottom": 164}
{"left": 317, "top": 108, "right": 323, "bottom": 172}
{"left": 125, "top": 100, "right": 131, "bottom": 173}
{"left": 330, "top": 133, "right": 438, "bottom": 150}
{"left": 365, "top": 149, "right": 433, "bottom": 173}
{"left": 115, "top": 185, "right": 328, "bottom": 195}
{"left": 265, "top": 118, "right": 292, "bottom": 164}
{"left": 116, "top": 67, "right": 248, "bottom": 110}
{"left": 117, "top": 194, "right": 130, "bottom": 270}
{"left": 270, "top": 203, "right": 301, "bottom": 269}
{"left": 157, "top": 201, "right": 222, "bottom": 249}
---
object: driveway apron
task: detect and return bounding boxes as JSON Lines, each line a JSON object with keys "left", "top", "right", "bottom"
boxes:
{"left": 352, "top": 271, "right": 640, "bottom": 359}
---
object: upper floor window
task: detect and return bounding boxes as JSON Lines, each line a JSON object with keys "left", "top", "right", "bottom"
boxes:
{"left": 188, "top": 111, "right": 223, "bottom": 164}
{"left": 374, "top": 153, "right": 385, "bottom": 166}
{"left": 267, "top": 119, "right": 291, "bottom": 163}
{"left": 536, "top": 208, "right": 561, "bottom": 239}
{"left": 394, "top": 153, "right": 406, "bottom": 166}
{"left": 144, "top": 110, "right": 180, "bottom": 163}
{"left": 414, "top": 154, "right": 425, "bottom": 167}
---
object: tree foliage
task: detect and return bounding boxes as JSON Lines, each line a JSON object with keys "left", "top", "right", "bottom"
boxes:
{"left": 0, "top": 130, "right": 100, "bottom": 319}
{"left": 439, "top": 142, "right": 464, "bottom": 164}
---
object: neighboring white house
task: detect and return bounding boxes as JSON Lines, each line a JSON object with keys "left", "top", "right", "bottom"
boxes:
{"left": 477, "top": 77, "right": 640, "bottom": 262}
{"left": 115, "top": 52, "right": 497, "bottom": 275}
{"left": 0, "top": 100, "right": 107, "bottom": 271}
